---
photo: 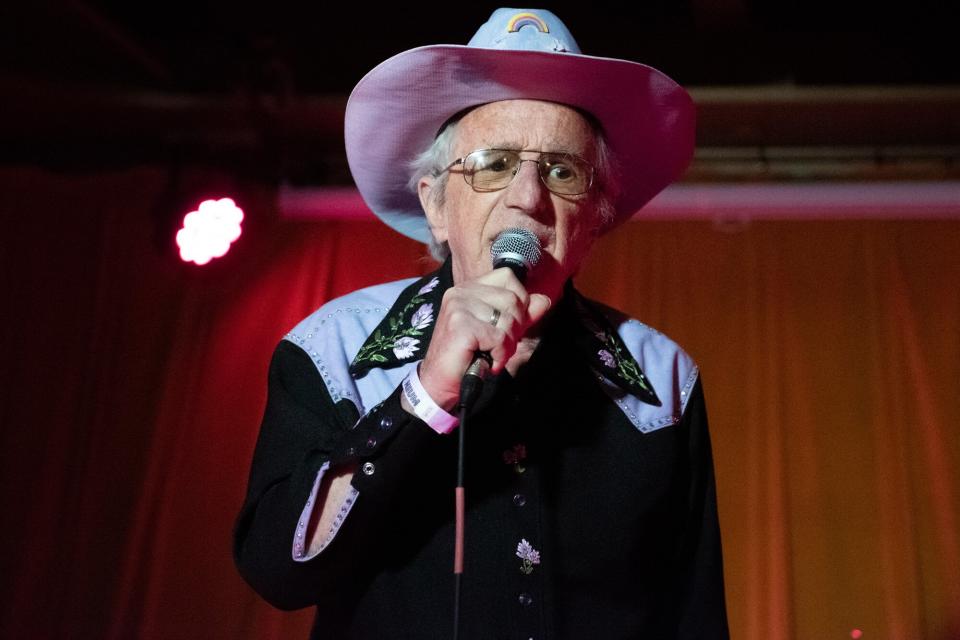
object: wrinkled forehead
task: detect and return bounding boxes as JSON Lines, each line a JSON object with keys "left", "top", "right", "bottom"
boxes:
{"left": 452, "top": 99, "right": 599, "bottom": 158}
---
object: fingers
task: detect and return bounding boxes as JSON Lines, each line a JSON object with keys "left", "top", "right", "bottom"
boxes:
{"left": 527, "top": 293, "right": 552, "bottom": 326}
{"left": 415, "top": 268, "right": 548, "bottom": 410}
{"left": 481, "top": 267, "right": 531, "bottom": 304}
{"left": 445, "top": 282, "right": 530, "bottom": 337}
{"left": 436, "top": 286, "right": 522, "bottom": 372}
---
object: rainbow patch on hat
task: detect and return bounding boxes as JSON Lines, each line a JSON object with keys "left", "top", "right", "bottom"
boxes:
{"left": 506, "top": 12, "right": 549, "bottom": 34}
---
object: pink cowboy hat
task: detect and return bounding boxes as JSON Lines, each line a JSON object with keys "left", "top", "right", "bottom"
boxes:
{"left": 344, "top": 8, "right": 695, "bottom": 243}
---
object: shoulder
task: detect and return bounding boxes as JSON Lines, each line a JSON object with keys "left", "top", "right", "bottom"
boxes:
{"left": 285, "top": 277, "right": 418, "bottom": 359}
{"left": 283, "top": 277, "right": 419, "bottom": 409}
{"left": 584, "top": 297, "right": 700, "bottom": 434}
{"left": 288, "top": 278, "right": 418, "bottom": 339}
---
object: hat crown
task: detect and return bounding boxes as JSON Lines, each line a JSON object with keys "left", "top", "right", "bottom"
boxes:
{"left": 467, "top": 8, "right": 582, "bottom": 54}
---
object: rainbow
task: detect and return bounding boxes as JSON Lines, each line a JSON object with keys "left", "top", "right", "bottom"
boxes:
{"left": 506, "top": 12, "right": 549, "bottom": 33}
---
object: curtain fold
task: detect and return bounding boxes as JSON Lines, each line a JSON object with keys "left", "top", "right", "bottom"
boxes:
{"left": 1, "top": 168, "right": 957, "bottom": 639}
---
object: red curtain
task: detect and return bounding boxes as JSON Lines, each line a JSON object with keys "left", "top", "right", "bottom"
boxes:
{"left": 1, "top": 166, "right": 958, "bottom": 639}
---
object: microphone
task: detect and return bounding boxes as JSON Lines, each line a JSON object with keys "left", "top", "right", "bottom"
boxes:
{"left": 459, "top": 228, "right": 542, "bottom": 409}
{"left": 490, "top": 227, "right": 542, "bottom": 282}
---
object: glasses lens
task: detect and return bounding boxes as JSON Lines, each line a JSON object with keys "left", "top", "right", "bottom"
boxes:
{"left": 461, "top": 149, "right": 593, "bottom": 195}
{"left": 464, "top": 150, "right": 520, "bottom": 191}
{"left": 539, "top": 153, "right": 592, "bottom": 195}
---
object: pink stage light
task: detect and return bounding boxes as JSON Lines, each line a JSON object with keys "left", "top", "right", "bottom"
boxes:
{"left": 176, "top": 197, "right": 244, "bottom": 265}
{"left": 850, "top": 629, "right": 863, "bottom": 639}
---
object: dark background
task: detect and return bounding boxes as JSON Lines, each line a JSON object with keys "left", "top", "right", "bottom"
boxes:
{"left": 5, "top": 2, "right": 959, "bottom": 92}
{"left": 3, "top": 2, "right": 958, "bottom": 184}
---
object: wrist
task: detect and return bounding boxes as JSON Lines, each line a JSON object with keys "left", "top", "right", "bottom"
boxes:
{"left": 401, "top": 364, "right": 459, "bottom": 434}
{"left": 415, "top": 359, "right": 461, "bottom": 411}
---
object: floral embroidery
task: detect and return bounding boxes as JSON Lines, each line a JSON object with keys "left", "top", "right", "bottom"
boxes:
{"left": 516, "top": 538, "right": 541, "bottom": 575}
{"left": 598, "top": 349, "right": 616, "bottom": 368}
{"left": 572, "top": 292, "right": 660, "bottom": 405}
{"left": 351, "top": 277, "right": 444, "bottom": 372}
{"left": 418, "top": 277, "right": 440, "bottom": 295}
{"left": 392, "top": 336, "right": 420, "bottom": 359}
{"left": 503, "top": 443, "right": 527, "bottom": 474}
{"left": 602, "top": 334, "right": 652, "bottom": 392}
{"left": 409, "top": 303, "right": 434, "bottom": 330}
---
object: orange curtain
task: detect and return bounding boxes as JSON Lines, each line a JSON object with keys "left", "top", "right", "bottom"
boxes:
{"left": 581, "top": 222, "right": 960, "bottom": 640}
{"left": 1, "top": 167, "right": 957, "bottom": 639}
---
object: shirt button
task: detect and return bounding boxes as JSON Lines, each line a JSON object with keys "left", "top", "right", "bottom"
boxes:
{"left": 365, "top": 436, "right": 378, "bottom": 449}
{"left": 518, "top": 592, "right": 533, "bottom": 607}
{"left": 361, "top": 462, "right": 376, "bottom": 476}
{"left": 379, "top": 416, "right": 393, "bottom": 430}
{"left": 513, "top": 493, "right": 527, "bottom": 507}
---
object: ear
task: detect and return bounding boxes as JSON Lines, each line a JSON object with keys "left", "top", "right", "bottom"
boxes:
{"left": 418, "top": 175, "right": 448, "bottom": 243}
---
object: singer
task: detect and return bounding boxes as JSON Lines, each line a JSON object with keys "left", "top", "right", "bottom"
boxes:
{"left": 234, "top": 8, "right": 728, "bottom": 639}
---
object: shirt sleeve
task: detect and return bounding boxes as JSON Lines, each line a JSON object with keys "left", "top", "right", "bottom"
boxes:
{"left": 232, "top": 340, "right": 449, "bottom": 612}
{"left": 669, "top": 377, "right": 731, "bottom": 639}
{"left": 289, "top": 459, "right": 358, "bottom": 561}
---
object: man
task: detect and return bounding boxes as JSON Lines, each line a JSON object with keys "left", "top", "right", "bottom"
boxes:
{"left": 234, "top": 8, "right": 728, "bottom": 639}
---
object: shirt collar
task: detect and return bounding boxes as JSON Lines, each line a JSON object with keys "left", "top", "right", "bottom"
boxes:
{"left": 348, "top": 259, "right": 660, "bottom": 407}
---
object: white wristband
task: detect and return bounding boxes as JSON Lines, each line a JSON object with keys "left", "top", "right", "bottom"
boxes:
{"left": 402, "top": 365, "right": 459, "bottom": 434}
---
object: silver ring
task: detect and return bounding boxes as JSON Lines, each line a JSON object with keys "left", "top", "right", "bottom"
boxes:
{"left": 488, "top": 308, "right": 501, "bottom": 327}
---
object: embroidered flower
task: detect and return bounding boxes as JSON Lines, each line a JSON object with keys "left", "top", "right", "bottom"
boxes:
{"left": 392, "top": 336, "right": 420, "bottom": 359}
{"left": 575, "top": 293, "right": 655, "bottom": 399}
{"left": 598, "top": 349, "right": 616, "bottom": 368}
{"left": 409, "top": 303, "right": 434, "bottom": 330}
{"left": 516, "top": 538, "right": 541, "bottom": 575}
{"left": 350, "top": 273, "right": 446, "bottom": 373}
{"left": 418, "top": 277, "right": 440, "bottom": 295}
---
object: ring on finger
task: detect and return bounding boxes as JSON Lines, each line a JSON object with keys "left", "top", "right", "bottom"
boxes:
{"left": 488, "top": 308, "right": 501, "bottom": 327}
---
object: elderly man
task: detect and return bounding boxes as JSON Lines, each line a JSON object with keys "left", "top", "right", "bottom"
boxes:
{"left": 234, "top": 8, "right": 728, "bottom": 639}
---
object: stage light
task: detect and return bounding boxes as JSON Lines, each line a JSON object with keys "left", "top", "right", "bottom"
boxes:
{"left": 850, "top": 629, "right": 863, "bottom": 639}
{"left": 175, "top": 197, "right": 244, "bottom": 265}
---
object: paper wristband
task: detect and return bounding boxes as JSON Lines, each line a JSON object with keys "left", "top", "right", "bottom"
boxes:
{"left": 401, "top": 366, "right": 459, "bottom": 434}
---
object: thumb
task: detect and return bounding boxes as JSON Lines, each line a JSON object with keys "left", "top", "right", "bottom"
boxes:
{"left": 527, "top": 293, "right": 552, "bottom": 325}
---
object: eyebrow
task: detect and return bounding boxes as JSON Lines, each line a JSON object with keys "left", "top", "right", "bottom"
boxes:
{"left": 481, "top": 143, "right": 585, "bottom": 155}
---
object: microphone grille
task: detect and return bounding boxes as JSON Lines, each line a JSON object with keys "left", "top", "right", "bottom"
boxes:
{"left": 490, "top": 228, "right": 542, "bottom": 269}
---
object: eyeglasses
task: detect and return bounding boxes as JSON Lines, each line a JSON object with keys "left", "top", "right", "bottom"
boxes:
{"left": 437, "top": 148, "right": 595, "bottom": 196}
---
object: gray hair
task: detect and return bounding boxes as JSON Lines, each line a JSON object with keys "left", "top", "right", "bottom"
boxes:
{"left": 407, "top": 120, "right": 461, "bottom": 261}
{"left": 408, "top": 110, "right": 621, "bottom": 262}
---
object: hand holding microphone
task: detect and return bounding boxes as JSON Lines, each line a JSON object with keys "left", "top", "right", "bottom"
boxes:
{"left": 459, "top": 229, "right": 543, "bottom": 409}
{"left": 416, "top": 228, "right": 549, "bottom": 412}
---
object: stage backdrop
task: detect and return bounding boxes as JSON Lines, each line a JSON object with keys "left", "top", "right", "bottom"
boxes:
{"left": 1, "top": 166, "right": 958, "bottom": 640}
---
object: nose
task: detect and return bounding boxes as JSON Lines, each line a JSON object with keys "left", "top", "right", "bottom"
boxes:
{"left": 502, "top": 157, "right": 549, "bottom": 213}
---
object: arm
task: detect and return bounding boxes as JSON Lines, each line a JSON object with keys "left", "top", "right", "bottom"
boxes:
{"left": 670, "top": 377, "right": 730, "bottom": 639}
{"left": 232, "top": 341, "right": 447, "bottom": 612}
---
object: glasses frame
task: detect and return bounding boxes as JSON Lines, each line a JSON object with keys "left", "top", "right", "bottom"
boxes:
{"left": 437, "top": 148, "right": 595, "bottom": 196}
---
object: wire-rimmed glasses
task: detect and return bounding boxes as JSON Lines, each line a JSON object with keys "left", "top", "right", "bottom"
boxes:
{"left": 437, "top": 148, "right": 595, "bottom": 196}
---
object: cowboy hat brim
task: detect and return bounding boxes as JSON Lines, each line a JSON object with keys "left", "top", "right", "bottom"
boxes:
{"left": 345, "top": 44, "right": 695, "bottom": 243}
